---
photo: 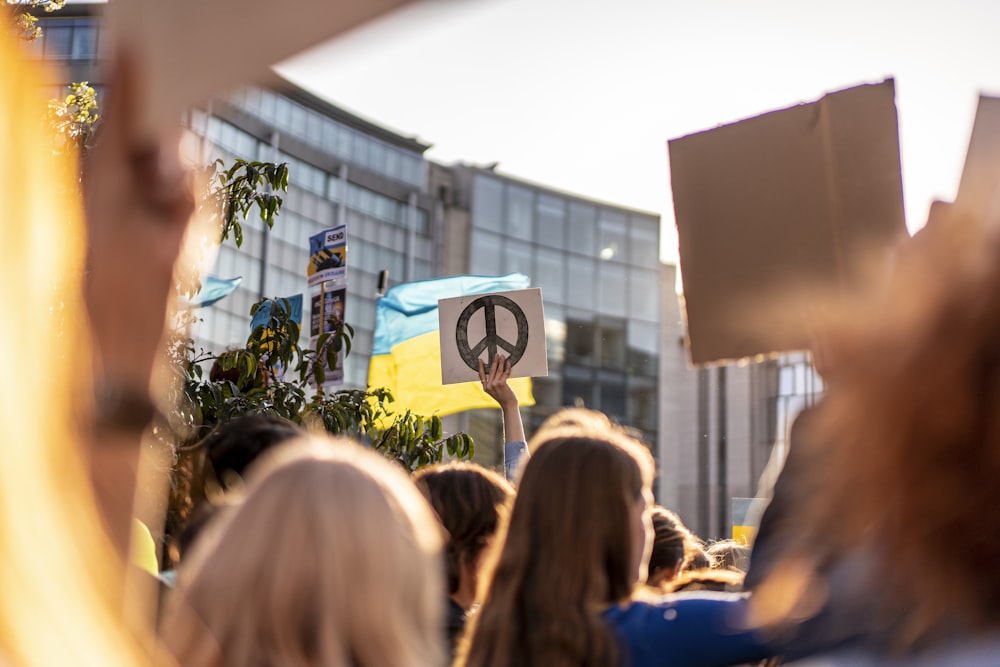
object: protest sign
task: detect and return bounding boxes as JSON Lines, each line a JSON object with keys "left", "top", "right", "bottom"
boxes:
{"left": 954, "top": 95, "right": 1000, "bottom": 225}
{"left": 438, "top": 288, "right": 548, "bottom": 385}
{"left": 107, "top": 0, "right": 419, "bottom": 139}
{"left": 307, "top": 225, "right": 347, "bottom": 287}
{"left": 310, "top": 284, "right": 347, "bottom": 387}
{"left": 669, "top": 79, "right": 907, "bottom": 365}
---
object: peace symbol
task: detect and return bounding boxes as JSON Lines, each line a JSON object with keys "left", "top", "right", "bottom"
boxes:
{"left": 455, "top": 295, "right": 529, "bottom": 371}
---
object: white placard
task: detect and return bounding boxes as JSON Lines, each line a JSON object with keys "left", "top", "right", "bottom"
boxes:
{"left": 107, "top": 0, "right": 419, "bottom": 139}
{"left": 438, "top": 288, "right": 548, "bottom": 385}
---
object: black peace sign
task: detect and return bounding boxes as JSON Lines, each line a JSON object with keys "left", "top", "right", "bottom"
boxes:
{"left": 455, "top": 295, "right": 529, "bottom": 371}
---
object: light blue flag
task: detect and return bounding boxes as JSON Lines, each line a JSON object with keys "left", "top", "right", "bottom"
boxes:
{"left": 183, "top": 275, "right": 243, "bottom": 308}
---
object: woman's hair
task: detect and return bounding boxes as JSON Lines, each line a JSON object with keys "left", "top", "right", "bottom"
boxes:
{"left": 0, "top": 29, "right": 153, "bottom": 667}
{"left": 646, "top": 506, "right": 693, "bottom": 585}
{"left": 458, "top": 410, "right": 654, "bottom": 667}
{"left": 669, "top": 568, "right": 745, "bottom": 594}
{"left": 162, "top": 437, "right": 446, "bottom": 667}
{"left": 707, "top": 539, "right": 751, "bottom": 573}
{"left": 202, "top": 414, "right": 304, "bottom": 485}
{"left": 760, "top": 209, "right": 1000, "bottom": 643}
{"left": 413, "top": 462, "right": 514, "bottom": 595}
{"left": 683, "top": 542, "right": 712, "bottom": 571}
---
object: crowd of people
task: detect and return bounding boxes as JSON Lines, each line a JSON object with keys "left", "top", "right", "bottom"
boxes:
{"left": 7, "top": 17, "right": 1000, "bottom": 667}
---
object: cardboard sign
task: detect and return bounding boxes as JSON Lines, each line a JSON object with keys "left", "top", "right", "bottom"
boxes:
{"left": 307, "top": 225, "right": 347, "bottom": 287}
{"left": 954, "top": 96, "right": 1000, "bottom": 224}
{"left": 107, "top": 0, "right": 419, "bottom": 139}
{"left": 438, "top": 288, "right": 548, "bottom": 385}
{"left": 669, "top": 79, "right": 907, "bottom": 365}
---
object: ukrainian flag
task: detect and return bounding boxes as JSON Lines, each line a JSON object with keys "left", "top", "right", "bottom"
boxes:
{"left": 368, "top": 273, "right": 535, "bottom": 418}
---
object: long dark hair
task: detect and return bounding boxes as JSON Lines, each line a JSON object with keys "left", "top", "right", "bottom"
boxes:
{"left": 459, "top": 417, "right": 654, "bottom": 667}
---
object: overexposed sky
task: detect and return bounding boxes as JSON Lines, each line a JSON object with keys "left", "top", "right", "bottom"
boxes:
{"left": 276, "top": 0, "right": 1000, "bottom": 265}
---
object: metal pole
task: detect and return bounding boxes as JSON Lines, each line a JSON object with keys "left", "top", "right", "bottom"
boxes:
{"left": 696, "top": 367, "right": 710, "bottom": 537}
{"left": 716, "top": 366, "right": 728, "bottom": 539}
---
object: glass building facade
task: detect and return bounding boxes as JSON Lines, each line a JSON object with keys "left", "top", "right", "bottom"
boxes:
{"left": 458, "top": 168, "right": 662, "bottom": 451}
{"left": 31, "top": 3, "right": 664, "bottom": 470}
{"left": 185, "top": 86, "right": 435, "bottom": 388}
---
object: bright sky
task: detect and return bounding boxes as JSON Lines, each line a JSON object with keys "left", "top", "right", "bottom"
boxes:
{"left": 276, "top": 0, "right": 1000, "bottom": 266}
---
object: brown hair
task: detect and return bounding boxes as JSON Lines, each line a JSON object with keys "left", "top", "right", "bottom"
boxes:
{"left": 760, "top": 209, "right": 1000, "bottom": 642}
{"left": 646, "top": 506, "right": 695, "bottom": 585}
{"left": 707, "top": 539, "right": 751, "bottom": 573}
{"left": 458, "top": 412, "right": 654, "bottom": 667}
{"left": 413, "top": 462, "right": 513, "bottom": 595}
{"left": 669, "top": 568, "right": 745, "bottom": 594}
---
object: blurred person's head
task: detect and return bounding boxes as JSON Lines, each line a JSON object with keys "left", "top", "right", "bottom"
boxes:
{"left": 162, "top": 437, "right": 446, "bottom": 667}
{"left": 0, "top": 29, "right": 156, "bottom": 667}
{"left": 708, "top": 539, "right": 751, "bottom": 573}
{"left": 535, "top": 406, "right": 617, "bottom": 433}
{"left": 645, "top": 506, "right": 693, "bottom": 588}
{"left": 755, "top": 206, "right": 1000, "bottom": 644}
{"left": 459, "top": 409, "right": 655, "bottom": 667}
{"left": 413, "top": 462, "right": 514, "bottom": 607}
{"left": 202, "top": 414, "right": 303, "bottom": 489}
{"left": 684, "top": 541, "right": 712, "bottom": 571}
{"left": 669, "top": 568, "right": 745, "bottom": 594}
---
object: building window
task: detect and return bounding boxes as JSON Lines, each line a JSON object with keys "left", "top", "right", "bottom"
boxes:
{"left": 566, "top": 255, "right": 595, "bottom": 308}
{"left": 767, "top": 353, "right": 824, "bottom": 458}
{"left": 628, "top": 376, "right": 658, "bottom": 431}
{"left": 598, "top": 370, "right": 627, "bottom": 422}
{"left": 628, "top": 268, "right": 659, "bottom": 323}
{"left": 629, "top": 215, "right": 660, "bottom": 269}
{"left": 33, "top": 17, "right": 99, "bottom": 60}
{"left": 567, "top": 202, "right": 597, "bottom": 257}
{"left": 627, "top": 321, "right": 659, "bottom": 377}
{"left": 598, "top": 263, "right": 627, "bottom": 317}
{"left": 503, "top": 239, "right": 533, "bottom": 279}
{"left": 534, "top": 247, "right": 565, "bottom": 304}
{"left": 598, "top": 319, "right": 627, "bottom": 368}
{"left": 598, "top": 210, "right": 628, "bottom": 263}
{"left": 505, "top": 185, "right": 534, "bottom": 242}
{"left": 562, "top": 365, "right": 596, "bottom": 408}
{"left": 564, "top": 319, "right": 595, "bottom": 365}
{"left": 536, "top": 194, "right": 566, "bottom": 248}
{"left": 473, "top": 175, "right": 504, "bottom": 231}
{"left": 471, "top": 231, "right": 503, "bottom": 276}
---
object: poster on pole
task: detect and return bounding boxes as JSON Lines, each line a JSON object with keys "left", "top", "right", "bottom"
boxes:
{"left": 437, "top": 288, "right": 548, "bottom": 385}
{"left": 307, "top": 225, "right": 347, "bottom": 287}
{"left": 669, "top": 79, "right": 907, "bottom": 366}
{"left": 309, "top": 284, "right": 347, "bottom": 387}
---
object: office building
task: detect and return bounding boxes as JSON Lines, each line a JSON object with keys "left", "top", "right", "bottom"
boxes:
{"left": 31, "top": 2, "right": 821, "bottom": 539}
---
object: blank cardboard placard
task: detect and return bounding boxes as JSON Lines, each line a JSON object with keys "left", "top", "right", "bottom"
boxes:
{"left": 438, "top": 288, "right": 548, "bottom": 385}
{"left": 954, "top": 96, "right": 1000, "bottom": 224}
{"left": 669, "top": 79, "right": 907, "bottom": 366}
{"left": 107, "top": 0, "right": 418, "bottom": 139}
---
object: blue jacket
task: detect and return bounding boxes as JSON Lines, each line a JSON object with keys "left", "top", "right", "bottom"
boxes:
{"left": 603, "top": 594, "right": 773, "bottom": 667}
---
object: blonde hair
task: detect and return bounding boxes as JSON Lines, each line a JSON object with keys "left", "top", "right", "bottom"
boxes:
{"left": 163, "top": 437, "right": 446, "bottom": 667}
{"left": 0, "top": 27, "right": 153, "bottom": 667}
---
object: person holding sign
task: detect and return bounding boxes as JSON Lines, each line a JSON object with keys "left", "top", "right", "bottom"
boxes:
{"left": 478, "top": 354, "right": 528, "bottom": 482}
{"left": 457, "top": 411, "right": 775, "bottom": 667}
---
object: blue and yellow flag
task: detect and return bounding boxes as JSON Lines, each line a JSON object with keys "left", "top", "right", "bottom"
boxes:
{"left": 368, "top": 274, "right": 535, "bottom": 418}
